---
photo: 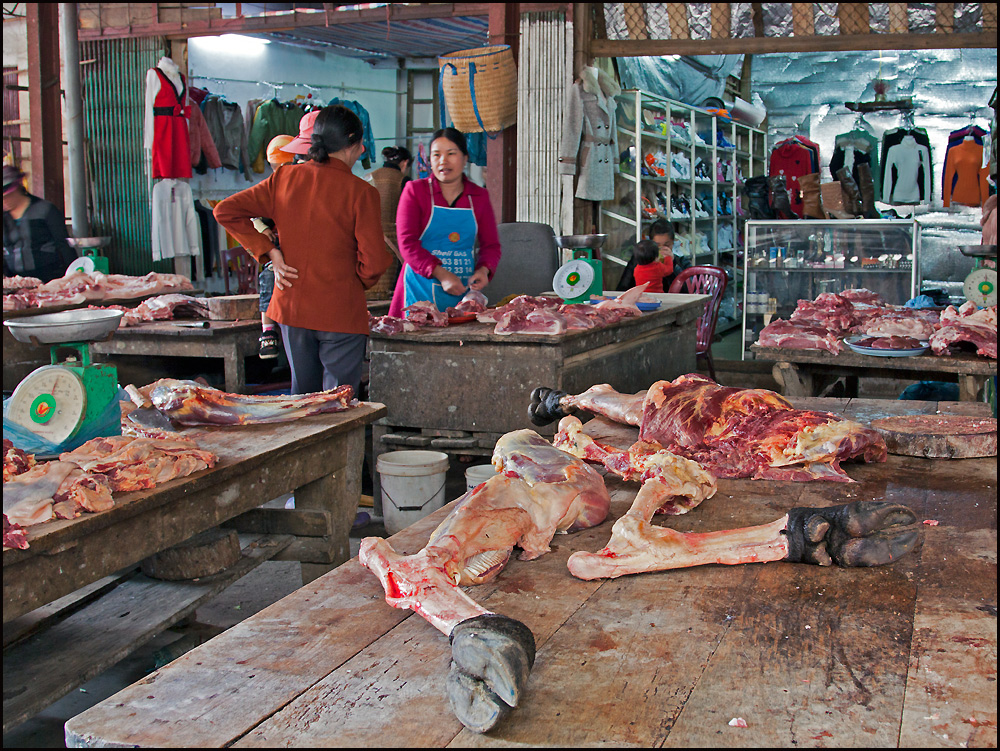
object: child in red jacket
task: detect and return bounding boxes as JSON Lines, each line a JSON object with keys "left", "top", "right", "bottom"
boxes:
{"left": 632, "top": 239, "right": 673, "bottom": 292}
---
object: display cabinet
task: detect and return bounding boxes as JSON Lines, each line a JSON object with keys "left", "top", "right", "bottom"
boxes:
{"left": 602, "top": 89, "right": 767, "bottom": 332}
{"left": 741, "top": 219, "right": 919, "bottom": 358}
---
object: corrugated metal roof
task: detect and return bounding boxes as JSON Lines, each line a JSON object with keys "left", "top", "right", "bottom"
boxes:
{"left": 262, "top": 15, "right": 489, "bottom": 60}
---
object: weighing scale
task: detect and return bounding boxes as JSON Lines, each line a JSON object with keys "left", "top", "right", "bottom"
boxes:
{"left": 553, "top": 234, "right": 606, "bottom": 303}
{"left": 959, "top": 244, "right": 997, "bottom": 308}
{"left": 67, "top": 236, "right": 112, "bottom": 275}
{"left": 4, "top": 309, "right": 123, "bottom": 447}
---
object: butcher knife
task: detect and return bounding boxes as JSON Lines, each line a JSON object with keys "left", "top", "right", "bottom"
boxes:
{"left": 123, "top": 384, "right": 175, "bottom": 430}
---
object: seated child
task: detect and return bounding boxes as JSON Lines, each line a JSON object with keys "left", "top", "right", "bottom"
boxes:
{"left": 631, "top": 239, "right": 673, "bottom": 293}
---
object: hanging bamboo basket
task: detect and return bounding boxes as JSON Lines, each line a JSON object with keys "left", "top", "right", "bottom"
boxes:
{"left": 438, "top": 45, "right": 517, "bottom": 133}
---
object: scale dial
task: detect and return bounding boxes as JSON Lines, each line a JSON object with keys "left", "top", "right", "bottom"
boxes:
{"left": 553, "top": 259, "right": 596, "bottom": 300}
{"left": 8, "top": 365, "right": 88, "bottom": 444}
{"left": 964, "top": 267, "right": 997, "bottom": 308}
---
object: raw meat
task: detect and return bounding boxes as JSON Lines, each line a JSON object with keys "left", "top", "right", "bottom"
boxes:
{"left": 859, "top": 312, "right": 935, "bottom": 340}
{"left": 757, "top": 318, "right": 843, "bottom": 355}
{"left": 369, "top": 312, "right": 417, "bottom": 335}
{"left": 404, "top": 300, "right": 449, "bottom": 327}
{"left": 3, "top": 515, "right": 28, "bottom": 550}
{"left": 360, "top": 429, "right": 610, "bottom": 732}
{"left": 446, "top": 290, "right": 488, "bottom": 316}
{"left": 930, "top": 302, "right": 997, "bottom": 359}
{"left": 3, "top": 460, "right": 113, "bottom": 527}
{"left": 132, "top": 379, "right": 356, "bottom": 428}
{"left": 110, "top": 294, "right": 210, "bottom": 326}
{"left": 839, "top": 288, "right": 883, "bottom": 305}
{"left": 3, "top": 275, "right": 42, "bottom": 292}
{"left": 60, "top": 435, "right": 217, "bottom": 492}
{"left": 789, "top": 293, "right": 859, "bottom": 332}
{"left": 851, "top": 335, "right": 924, "bottom": 349}
{"left": 3, "top": 271, "right": 193, "bottom": 312}
{"left": 536, "top": 374, "right": 887, "bottom": 482}
{"left": 4, "top": 438, "right": 36, "bottom": 482}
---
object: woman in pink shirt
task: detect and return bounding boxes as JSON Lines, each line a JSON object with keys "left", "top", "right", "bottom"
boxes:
{"left": 389, "top": 128, "right": 502, "bottom": 316}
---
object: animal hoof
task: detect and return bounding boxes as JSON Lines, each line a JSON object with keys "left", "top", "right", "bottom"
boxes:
{"left": 447, "top": 614, "right": 536, "bottom": 733}
{"left": 785, "top": 501, "right": 921, "bottom": 567}
{"left": 528, "top": 387, "right": 569, "bottom": 426}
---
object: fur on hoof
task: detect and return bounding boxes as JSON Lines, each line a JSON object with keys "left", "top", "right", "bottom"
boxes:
{"left": 528, "top": 387, "right": 570, "bottom": 426}
{"left": 785, "top": 500, "right": 921, "bottom": 567}
{"left": 446, "top": 614, "right": 536, "bottom": 733}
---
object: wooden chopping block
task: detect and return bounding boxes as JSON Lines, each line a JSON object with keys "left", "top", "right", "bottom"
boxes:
{"left": 141, "top": 528, "right": 241, "bottom": 580}
{"left": 206, "top": 294, "right": 259, "bottom": 321}
{"left": 870, "top": 415, "right": 997, "bottom": 458}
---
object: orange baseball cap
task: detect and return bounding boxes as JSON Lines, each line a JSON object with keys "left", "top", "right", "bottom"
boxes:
{"left": 281, "top": 110, "right": 319, "bottom": 154}
{"left": 266, "top": 134, "right": 295, "bottom": 165}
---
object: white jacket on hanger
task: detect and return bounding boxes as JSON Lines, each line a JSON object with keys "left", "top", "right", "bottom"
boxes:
{"left": 151, "top": 179, "right": 202, "bottom": 261}
{"left": 559, "top": 65, "right": 621, "bottom": 202}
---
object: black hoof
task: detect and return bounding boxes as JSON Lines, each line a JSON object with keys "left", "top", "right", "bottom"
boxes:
{"left": 446, "top": 614, "right": 536, "bottom": 733}
{"left": 528, "top": 387, "right": 570, "bottom": 427}
{"left": 785, "top": 501, "right": 921, "bottom": 567}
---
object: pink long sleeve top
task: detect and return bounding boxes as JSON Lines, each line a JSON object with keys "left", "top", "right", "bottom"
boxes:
{"left": 389, "top": 175, "right": 502, "bottom": 317}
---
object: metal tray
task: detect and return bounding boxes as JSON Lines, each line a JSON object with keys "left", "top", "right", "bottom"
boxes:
{"left": 4, "top": 308, "right": 124, "bottom": 344}
{"left": 958, "top": 244, "right": 997, "bottom": 258}
{"left": 555, "top": 234, "right": 607, "bottom": 250}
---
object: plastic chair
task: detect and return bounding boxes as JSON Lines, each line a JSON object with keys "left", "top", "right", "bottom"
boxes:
{"left": 667, "top": 265, "right": 728, "bottom": 382}
{"left": 490, "top": 222, "right": 560, "bottom": 304}
{"left": 220, "top": 246, "right": 259, "bottom": 295}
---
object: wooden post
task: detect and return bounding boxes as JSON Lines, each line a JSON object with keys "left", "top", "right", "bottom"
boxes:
{"left": 25, "top": 3, "right": 65, "bottom": 211}
{"left": 485, "top": 3, "right": 519, "bottom": 224}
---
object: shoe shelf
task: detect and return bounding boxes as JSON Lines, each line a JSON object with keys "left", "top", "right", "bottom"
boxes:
{"left": 603, "top": 88, "right": 766, "bottom": 330}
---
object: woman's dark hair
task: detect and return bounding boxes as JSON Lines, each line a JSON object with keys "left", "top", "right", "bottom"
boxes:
{"left": 633, "top": 239, "right": 660, "bottom": 265}
{"left": 307, "top": 105, "right": 363, "bottom": 163}
{"left": 429, "top": 127, "right": 468, "bottom": 157}
{"left": 647, "top": 218, "right": 675, "bottom": 241}
{"left": 381, "top": 145, "right": 412, "bottom": 167}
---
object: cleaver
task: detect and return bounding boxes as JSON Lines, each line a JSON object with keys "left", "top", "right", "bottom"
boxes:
{"left": 123, "top": 384, "right": 175, "bottom": 431}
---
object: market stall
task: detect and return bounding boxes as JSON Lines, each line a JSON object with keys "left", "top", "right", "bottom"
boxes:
{"left": 63, "top": 395, "right": 996, "bottom": 748}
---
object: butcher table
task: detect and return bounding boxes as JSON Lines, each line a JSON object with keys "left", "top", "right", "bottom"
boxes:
{"left": 752, "top": 343, "right": 997, "bottom": 402}
{"left": 3, "top": 402, "right": 386, "bottom": 625}
{"left": 367, "top": 293, "right": 706, "bottom": 514}
{"left": 90, "top": 319, "right": 261, "bottom": 394}
{"left": 64, "top": 397, "right": 997, "bottom": 748}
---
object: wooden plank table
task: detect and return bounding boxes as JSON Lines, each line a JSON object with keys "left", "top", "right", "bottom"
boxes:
{"left": 91, "top": 319, "right": 261, "bottom": 394}
{"left": 752, "top": 343, "right": 997, "bottom": 401}
{"left": 64, "top": 397, "right": 997, "bottom": 748}
{"left": 3, "top": 402, "right": 386, "bottom": 624}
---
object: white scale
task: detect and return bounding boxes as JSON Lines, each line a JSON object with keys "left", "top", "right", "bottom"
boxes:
{"left": 959, "top": 244, "right": 997, "bottom": 308}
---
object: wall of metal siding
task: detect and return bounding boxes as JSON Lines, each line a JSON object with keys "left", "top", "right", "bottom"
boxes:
{"left": 516, "top": 11, "right": 571, "bottom": 229}
{"left": 80, "top": 36, "right": 167, "bottom": 275}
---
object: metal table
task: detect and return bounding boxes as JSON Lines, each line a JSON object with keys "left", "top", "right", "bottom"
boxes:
{"left": 63, "top": 397, "right": 997, "bottom": 748}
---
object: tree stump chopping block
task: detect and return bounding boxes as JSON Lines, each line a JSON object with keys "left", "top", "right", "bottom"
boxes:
{"left": 141, "top": 528, "right": 241, "bottom": 581}
{"left": 871, "top": 415, "right": 998, "bottom": 458}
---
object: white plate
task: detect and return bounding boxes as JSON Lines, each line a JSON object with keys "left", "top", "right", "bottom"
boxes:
{"left": 844, "top": 335, "right": 929, "bottom": 357}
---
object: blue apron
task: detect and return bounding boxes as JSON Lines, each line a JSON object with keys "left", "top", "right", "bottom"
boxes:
{"left": 403, "top": 183, "right": 478, "bottom": 311}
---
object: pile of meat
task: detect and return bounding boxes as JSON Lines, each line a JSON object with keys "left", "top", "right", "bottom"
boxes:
{"left": 3, "top": 271, "right": 194, "bottom": 312}
{"left": 756, "top": 288, "right": 996, "bottom": 359}
{"left": 3, "top": 275, "right": 42, "bottom": 293}
{"left": 2, "top": 435, "right": 217, "bottom": 550}
{"left": 94, "top": 294, "right": 210, "bottom": 327}
{"left": 370, "top": 286, "right": 650, "bottom": 337}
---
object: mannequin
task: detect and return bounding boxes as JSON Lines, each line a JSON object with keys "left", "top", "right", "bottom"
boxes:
{"left": 144, "top": 56, "right": 192, "bottom": 180}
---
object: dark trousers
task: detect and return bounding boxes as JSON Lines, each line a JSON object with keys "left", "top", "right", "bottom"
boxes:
{"left": 277, "top": 324, "right": 367, "bottom": 396}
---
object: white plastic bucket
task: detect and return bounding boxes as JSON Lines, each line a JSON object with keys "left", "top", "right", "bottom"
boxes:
{"left": 377, "top": 450, "right": 450, "bottom": 535}
{"left": 465, "top": 463, "right": 497, "bottom": 492}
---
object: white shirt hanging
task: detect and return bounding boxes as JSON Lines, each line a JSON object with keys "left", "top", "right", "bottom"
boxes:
{"left": 151, "top": 179, "right": 202, "bottom": 261}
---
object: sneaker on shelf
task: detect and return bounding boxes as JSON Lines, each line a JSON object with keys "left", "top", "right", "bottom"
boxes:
{"left": 259, "top": 329, "right": 280, "bottom": 359}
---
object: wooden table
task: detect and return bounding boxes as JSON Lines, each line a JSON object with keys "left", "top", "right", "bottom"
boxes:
{"left": 752, "top": 343, "right": 997, "bottom": 402}
{"left": 91, "top": 319, "right": 261, "bottom": 394}
{"left": 368, "top": 294, "right": 705, "bottom": 512}
{"left": 3, "top": 402, "right": 386, "bottom": 625}
{"left": 64, "top": 397, "right": 997, "bottom": 748}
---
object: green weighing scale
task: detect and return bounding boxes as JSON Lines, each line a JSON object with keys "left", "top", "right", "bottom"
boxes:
{"left": 959, "top": 244, "right": 997, "bottom": 308}
{"left": 4, "top": 309, "right": 123, "bottom": 447}
{"left": 553, "top": 234, "right": 607, "bottom": 303}
{"left": 66, "top": 236, "right": 112, "bottom": 275}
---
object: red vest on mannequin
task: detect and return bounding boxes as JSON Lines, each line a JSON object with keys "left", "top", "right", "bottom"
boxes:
{"left": 151, "top": 67, "right": 192, "bottom": 179}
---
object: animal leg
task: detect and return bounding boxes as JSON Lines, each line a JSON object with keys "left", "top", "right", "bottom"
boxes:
{"left": 529, "top": 384, "right": 646, "bottom": 427}
{"left": 784, "top": 500, "right": 921, "bottom": 566}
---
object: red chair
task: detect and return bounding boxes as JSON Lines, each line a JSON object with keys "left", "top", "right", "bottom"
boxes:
{"left": 220, "top": 246, "right": 259, "bottom": 295}
{"left": 668, "top": 265, "right": 728, "bottom": 382}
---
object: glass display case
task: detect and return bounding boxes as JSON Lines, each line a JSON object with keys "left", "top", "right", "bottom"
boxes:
{"left": 741, "top": 219, "right": 919, "bottom": 358}
{"left": 601, "top": 89, "right": 767, "bottom": 332}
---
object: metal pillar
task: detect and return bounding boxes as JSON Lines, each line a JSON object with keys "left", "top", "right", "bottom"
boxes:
{"left": 60, "top": 2, "right": 91, "bottom": 236}
{"left": 26, "top": 2, "right": 65, "bottom": 211}
{"left": 485, "top": 3, "right": 519, "bottom": 224}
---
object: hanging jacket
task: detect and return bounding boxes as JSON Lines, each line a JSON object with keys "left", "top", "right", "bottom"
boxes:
{"left": 202, "top": 96, "right": 253, "bottom": 181}
{"left": 188, "top": 101, "right": 222, "bottom": 171}
{"left": 327, "top": 98, "right": 377, "bottom": 170}
{"left": 246, "top": 99, "right": 305, "bottom": 172}
{"left": 830, "top": 129, "right": 881, "bottom": 201}
{"left": 769, "top": 137, "right": 819, "bottom": 217}
{"left": 942, "top": 138, "right": 990, "bottom": 207}
{"left": 559, "top": 65, "right": 621, "bottom": 202}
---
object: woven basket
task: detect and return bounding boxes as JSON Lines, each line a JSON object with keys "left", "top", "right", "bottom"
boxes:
{"left": 439, "top": 45, "right": 517, "bottom": 133}
{"left": 366, "top": 257, "right": 400, "bottom": 301}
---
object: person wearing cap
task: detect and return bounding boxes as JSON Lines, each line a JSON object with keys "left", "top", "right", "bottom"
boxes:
{"left": 3, "top": 165, "right": 77, "bottom": 282}
{"left": 388, "top": 127, "right": 501, "bottom": 316}
{"left": 214, "top": 105, "right": 390, "bottom": 396}
{"left": 250, "top": 133, "right": 297, "bottom": 359}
